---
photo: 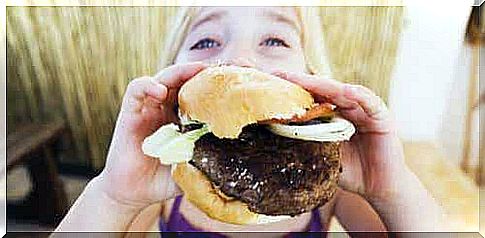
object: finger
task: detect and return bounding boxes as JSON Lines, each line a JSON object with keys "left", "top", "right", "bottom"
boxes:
{"left": 343, "top": 85, "right": 389, "bottom": 120}
{"left": 338, "top": 141, "right": 365, "bottom": 195}
{"left": 162, "top": 89, "right": 181, "bottom": 122}
{"left": 158, "top": 165, "right": 183, "bottom": 201}
{"left": 272, "top": 71, "right": 357, "bottom": 109}
{"left": 141, "top": 96, "right": 165, "bottom": 123}
{"left": 154, "top": 61, "right": 208, "bottom": 88}
{"left": 273, "top": 71, "right": 394, "bottom": 133}
{"left": 123, "top": 77, "right": 168, "bottom": 114}
{"left": 125, "top": 77, "right": 168, "bottom": 102}
{"left": 274, "top": 71, "right": 390, "bottom": 119}
{"left": 340, "top": 85, "right": 392, "bottom": 133}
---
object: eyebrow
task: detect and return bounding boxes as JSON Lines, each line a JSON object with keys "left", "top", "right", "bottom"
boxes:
{"left": 264, "top": 10, "right": 301, "bottom": 34}
{"left": 190, "top": 10, "right": 226, "bottom": 32}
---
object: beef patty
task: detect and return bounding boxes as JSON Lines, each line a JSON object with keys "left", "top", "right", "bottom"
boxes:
{"left": 189, "top": 124, "right": 342, "bottom": 216}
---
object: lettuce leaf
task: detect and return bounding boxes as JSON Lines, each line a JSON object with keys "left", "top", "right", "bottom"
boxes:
{"left": 142, "top": 123, "right": 209, "bottom": 164}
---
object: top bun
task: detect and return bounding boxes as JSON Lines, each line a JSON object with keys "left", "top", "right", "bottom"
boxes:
{"left": 178, "top": 66, "right": 315, "bottom": 138}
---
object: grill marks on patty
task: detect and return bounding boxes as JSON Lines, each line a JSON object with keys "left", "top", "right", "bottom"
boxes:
{"left": 189, "top": 125, "right": 342, "bottom": 216}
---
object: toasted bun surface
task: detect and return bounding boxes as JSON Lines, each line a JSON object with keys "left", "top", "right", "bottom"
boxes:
{"left": 174, "top": 66, "right": 319, "bottom": 224}
{"left": 172, "top": 163, "right": 290, "bottom": 225}
{"left": 178, "top": 66, "right": 315, "bottom": 138}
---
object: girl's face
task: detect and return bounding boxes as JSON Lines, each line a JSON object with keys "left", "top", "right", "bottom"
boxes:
{"left": 175, "top": 7, "right": 307, "bottom": 74}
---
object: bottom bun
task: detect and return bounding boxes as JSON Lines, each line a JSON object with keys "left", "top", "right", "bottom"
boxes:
{"left": 171, "top": 163, "right": 291, "bottom": 225}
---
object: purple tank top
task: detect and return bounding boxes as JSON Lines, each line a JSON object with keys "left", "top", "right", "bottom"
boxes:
{"left": 159, "top": 195, "right": 327, "bottom": 237}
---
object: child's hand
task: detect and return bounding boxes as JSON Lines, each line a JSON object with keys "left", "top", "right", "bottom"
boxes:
{"left": 95, "top": 62, "right": 207, "bottom": 210}
{"left": 274, "top": 71, "right": 447, "bottom": 232}
{"left": 273, "top": 71, "right": 409, "bottom": 199}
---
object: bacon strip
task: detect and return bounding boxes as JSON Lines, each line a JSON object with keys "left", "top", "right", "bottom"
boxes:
{"left": 259, "top": 103, "right": 335, "bottom": 125}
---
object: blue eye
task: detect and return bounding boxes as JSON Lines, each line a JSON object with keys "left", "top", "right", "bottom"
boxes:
{"left": 190, "top": 38, "right": 221, "bottom": 50}
{"left": 261, "top": 37, "right": 290, "bottom": 48}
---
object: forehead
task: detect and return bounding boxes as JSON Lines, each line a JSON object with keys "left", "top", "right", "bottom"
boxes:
{"left": 191, "top": 7, "right": 300, "bottom": 30}
{"left": 197, "top": 6, "right": 297, "bottom": 16}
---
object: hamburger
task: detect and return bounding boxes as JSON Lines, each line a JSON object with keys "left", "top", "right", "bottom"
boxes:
{"left": 142, "top": 66, "right": 355, "bottom": 225}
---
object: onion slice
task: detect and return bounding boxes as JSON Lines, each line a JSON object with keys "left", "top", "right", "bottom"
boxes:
{"left": 267, "top": 117, "right": 355, "bottom": 142}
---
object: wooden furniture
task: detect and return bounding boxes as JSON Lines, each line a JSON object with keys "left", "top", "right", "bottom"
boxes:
{"left": 6, "top": 120, "right": 68, "bottom": 225}
{"left": 460, "top": 44, "right": 479, "bottom": 179}
{"left": 462, "top": 6, "right": 483, "bottom": 186}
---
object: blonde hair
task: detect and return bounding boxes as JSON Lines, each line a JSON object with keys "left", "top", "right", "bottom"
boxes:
{"left": 158, "top": 7, "right": 332, "bottom": 78}
{"left": 7, "top": 6, "right": 402, "bottom": 170}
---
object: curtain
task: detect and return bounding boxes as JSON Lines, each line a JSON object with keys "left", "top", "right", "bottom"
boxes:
{"left": 6, "top": 6, "right": 404, "bottom": 170}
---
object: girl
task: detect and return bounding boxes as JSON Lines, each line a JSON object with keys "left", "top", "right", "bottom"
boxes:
{"left": 55, "top": 7, "right": 445, "bottom": 235}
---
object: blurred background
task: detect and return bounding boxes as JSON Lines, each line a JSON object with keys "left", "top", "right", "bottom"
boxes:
{"left": 4, "top": 3, "right": 483, "bottom": 234}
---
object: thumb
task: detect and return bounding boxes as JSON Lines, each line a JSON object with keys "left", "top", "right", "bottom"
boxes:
{"left": 158, "top": 164, "right": 183, "bottom": 201}
{"left": 338, "top": 141, "right": 365, "bottom": 195}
